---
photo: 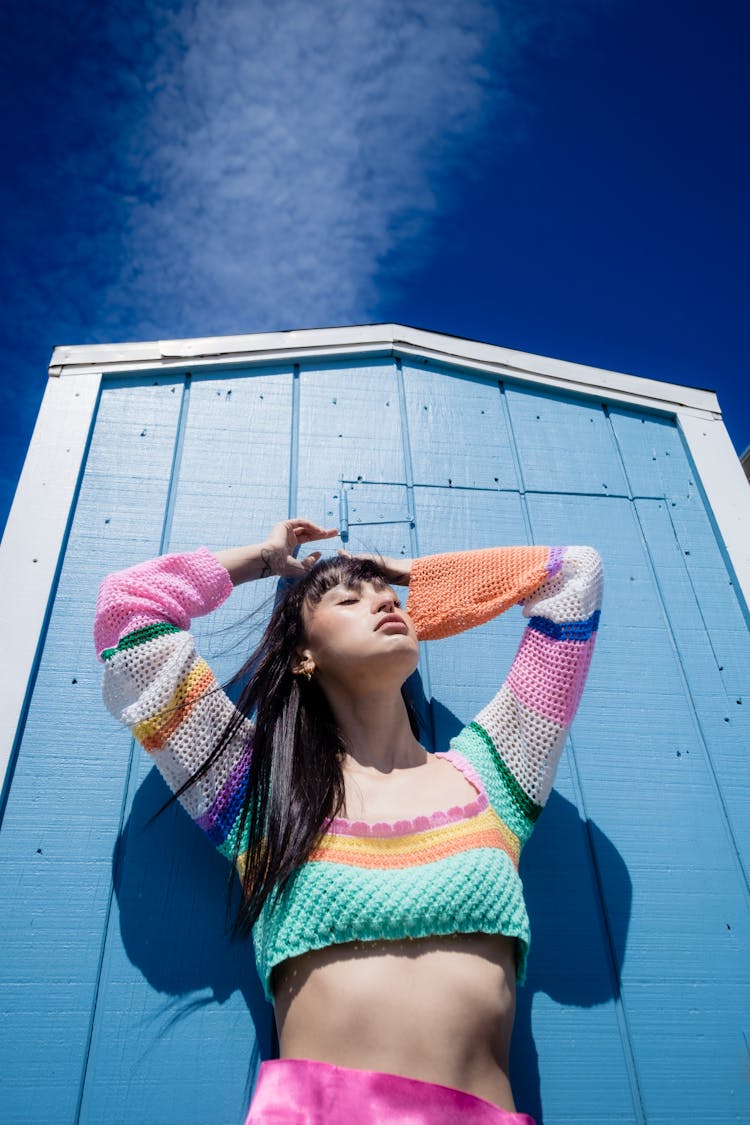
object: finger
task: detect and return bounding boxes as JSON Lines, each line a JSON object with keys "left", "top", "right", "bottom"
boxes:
{"left": 300, "top": 551, "right": 322, "bottom": 570}
{"left": 283, "top": 549, "right": 324, "bottom": 577}
{"left": 293, "top": 522, "right": 339, "bottom": 543}
{"left": 291, "top": 519, "right": 335, "bottom": 532}
{"left": 339, "top": 549, "right": 377, "bottom": 563}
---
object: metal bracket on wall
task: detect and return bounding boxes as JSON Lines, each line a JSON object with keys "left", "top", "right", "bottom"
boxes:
{"left": 337, "top": 479, "right": 415, "bottom": 545}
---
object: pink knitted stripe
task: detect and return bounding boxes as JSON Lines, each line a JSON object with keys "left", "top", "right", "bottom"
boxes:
{"left": 328, "top": 750, "right": 488, "bottom": 838}
{"left": 94, "top": 547, "right": 233, "bottom": 654}
{"left": 435, "top": 748, "right": 486, "bottom": 794}
{"left": 327, "top": 791, "right": 489, "bottom": 838}
{"left": 507, "top": 629, "right": 596, "bottom": 727}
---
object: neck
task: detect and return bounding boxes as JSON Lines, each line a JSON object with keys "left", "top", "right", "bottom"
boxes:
{"left": 322, "top": 682, "right": 423, "bottom": 773}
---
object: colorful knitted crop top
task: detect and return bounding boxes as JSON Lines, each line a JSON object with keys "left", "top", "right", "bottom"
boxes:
{"left": 95, "top": 543, "right": 603, "bottom": 1003}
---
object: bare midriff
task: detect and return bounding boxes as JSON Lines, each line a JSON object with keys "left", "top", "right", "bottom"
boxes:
{"left": 273, "top": 930, "right": 518, "bottom": 1112}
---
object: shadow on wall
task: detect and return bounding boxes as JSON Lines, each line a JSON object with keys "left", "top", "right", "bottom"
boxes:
{"left": 433, "top": 701, "right": 632, "bottom": 1125}
{"left": 112, "top": 768, "right": 273, "bottom": 1081}
{"left": 112, "top": 691, "right": 631, "bottom": 1125}
{"left": 512, "top": 796, "right": 632, "bottom": 1123}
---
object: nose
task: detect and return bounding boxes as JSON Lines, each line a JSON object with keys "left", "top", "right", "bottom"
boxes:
{"left": 372, "top": 590, "right": 398, "bottom": 614}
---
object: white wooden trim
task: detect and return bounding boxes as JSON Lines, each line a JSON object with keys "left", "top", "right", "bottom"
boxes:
{"left": 0, "top": 372, "right": 101, "bottom": 793}
{"left": 678, "top": 410, "right": 750, "bottom": 612}
{"left": 392, "top": 328, "right": 718, "bottom": 413}
{"left": 392, "top": 341, "right": 718, "bottom": 419}
{"left": 49, "top": 324, "right": 719, "bottom": 416}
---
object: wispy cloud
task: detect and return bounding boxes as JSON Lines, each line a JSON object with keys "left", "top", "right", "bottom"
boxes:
{"left": 1, "top": 0, "right": 608, "bottom": 530}
{"left": 3, "top": 0, "right": 611, "bottom": 348}
{"left": 101, "top": 0, "right": 586, "bottom": 336}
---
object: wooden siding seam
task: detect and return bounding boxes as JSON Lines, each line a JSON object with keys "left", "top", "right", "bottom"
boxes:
{"left": 395, "top": 357, "right": 436, "bottom": 747}
{"left": 73, "top": 734, "right": 142, "bottom": 1124}
{"left": 602, "top": 403, "right": 638, "bottom": 499}
{"left": 75, "top": 377, "right": 196, "bottom": 1119}
{"left": 564, "top": 730, "right": 648, "bottom": 1124}
{"left": 497, "top": 383, "right": 534, "bottom": 546}
{"left": 518, "top": 480, "right": 647, "bottom": 1117}
{"left": 159, "top": 375, "right": 191, "bottom": 554}
{"left": 607, "top": 407, "right": 750, "bottom": 899}
{"left": 655, "top": 503, "right": 750, "bottom": 898}
{"left": 663, "top": 502, "right": 731, "bottom": 677}
{"left": 393, "top": 359, "right": 418, "bottom": 550}
{"left": 635, "top": 509, "right": 750, "bottom": 903}
{"left": 521, "top": 404, "right": 647, "bottom": 1118}
{"left": 289, "top": 365, "right": 300, "bottom": 518}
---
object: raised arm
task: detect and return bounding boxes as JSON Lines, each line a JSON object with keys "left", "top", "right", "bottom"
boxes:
{"left": 95, "top": 519, "right": 337, "bottom": 857}
{"left": 406, "top": 545, "right": 603, "bottom": 844}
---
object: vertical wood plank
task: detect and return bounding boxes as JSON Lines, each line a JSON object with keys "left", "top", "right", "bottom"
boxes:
{"left": 525, "top": 491, "right": 749, "bottom": 1122}
{"left": 78, "top": 367, "right": 292, "bottom": 1124}
{"left": 297, "top": 358, "right": 405, "bottom": 538}
{"left": 634, "top": 498, "right": 750, "bottom": 865}
{"left": 506, "top": 385, "right": 629, "bottom": 497}
{"left": 401, "top": 360, "right": 517, "bottom": 489}
{"left": 0, "top": 377, "right": 183, "bottom": 1124}
{"left": 415, "top": 483, "right": 634, "bottom": 1122}
{"left": 167, "top": 366, "right": 295, "bottom": 682}
{"left": 610, "top": 406, "right": 749, "bottom": 696}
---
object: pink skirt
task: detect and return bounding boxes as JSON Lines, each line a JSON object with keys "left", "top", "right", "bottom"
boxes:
{"left": 244, "top": 1059, "right": 536, "bottom": 1124}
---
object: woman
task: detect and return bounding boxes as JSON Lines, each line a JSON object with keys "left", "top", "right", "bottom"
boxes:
{"left": 95, "top": 517, "right": 603, "bottom": 1123}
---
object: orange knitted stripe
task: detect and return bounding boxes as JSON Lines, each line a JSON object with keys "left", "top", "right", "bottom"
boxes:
{"left": 309, "top": 814, "right": 520, "bottom": 870}
{"left": 136, "top": 662, "right": 216, "bottom": 752}
{"left": 407, "top": 546, "right": 551, "bottom": 641}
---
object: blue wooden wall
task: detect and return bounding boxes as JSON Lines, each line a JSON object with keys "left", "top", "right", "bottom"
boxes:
{"left": 1, "top": 353, "right": 748, "bottom": 1124}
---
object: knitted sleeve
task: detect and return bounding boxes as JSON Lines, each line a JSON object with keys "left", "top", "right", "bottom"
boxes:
{"left": 94, "top": 547, "right": 252, "bottom": 859}
{"left": 407, "top": 545, "right": 603, "bottom": 842}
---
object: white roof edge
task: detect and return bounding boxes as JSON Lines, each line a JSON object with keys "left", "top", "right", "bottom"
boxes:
{"left": 0, "top": 371, "right": 103, "bottom": 792}
{"left": 48, "top": 322, "right": 721, "bottom": 416}
{"left": 678, "top": 412, "right": 750, "bottom": 613}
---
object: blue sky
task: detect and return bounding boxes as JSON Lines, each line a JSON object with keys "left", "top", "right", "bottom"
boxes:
{"left": 2, "top": 0, "right": 748, "bottom": 533}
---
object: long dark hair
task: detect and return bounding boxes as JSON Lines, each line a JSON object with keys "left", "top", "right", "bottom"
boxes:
{"left": 182, "top": 555, "right": 419, "bottom": 936}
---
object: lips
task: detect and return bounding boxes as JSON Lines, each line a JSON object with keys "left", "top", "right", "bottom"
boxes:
{"left": 375, "top": 613, "right": 408, "bottom": 632}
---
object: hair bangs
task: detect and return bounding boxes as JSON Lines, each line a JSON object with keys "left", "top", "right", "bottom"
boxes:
{"left": 298, "top": 555, "right": 390, "bottom": 611}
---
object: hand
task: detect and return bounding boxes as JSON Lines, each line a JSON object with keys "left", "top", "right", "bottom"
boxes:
{"left": 336, "top": 549, "right": 412, "bottom": 586}
{"left": 261, "top": 519, "right": 339, "bottom": 578}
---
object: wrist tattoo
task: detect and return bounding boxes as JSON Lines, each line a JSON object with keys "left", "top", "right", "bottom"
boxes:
{"left": 259, "top": 548, "right": 273, "bottom": 579}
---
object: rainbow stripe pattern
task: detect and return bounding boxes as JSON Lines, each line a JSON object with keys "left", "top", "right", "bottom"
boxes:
{"left": 96, "top": 541, "right": 602, "bottom": 1002}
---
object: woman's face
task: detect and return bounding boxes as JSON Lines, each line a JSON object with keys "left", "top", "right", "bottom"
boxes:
{"left": 299, "top": 580, "right": 419, "bottom": 689}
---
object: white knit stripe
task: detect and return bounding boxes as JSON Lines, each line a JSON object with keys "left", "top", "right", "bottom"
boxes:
{"left": 103, "top": 631, "right": 201, "bottom": 724}
{"left": 522, "top": 546, "right": 603, "bottom": 624}
{"left": 103, "top": 630, "right": 251, "bottom": 821}
{"left": 475, "top": 683, "right": 567, "bottom": 808}
{"left": 148, "top": 706, "right": 250, "bottom": 820}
